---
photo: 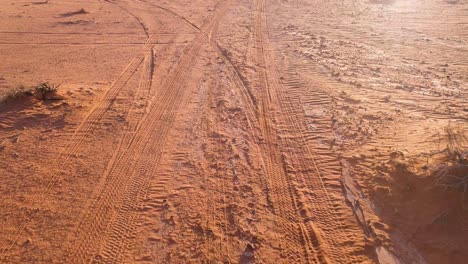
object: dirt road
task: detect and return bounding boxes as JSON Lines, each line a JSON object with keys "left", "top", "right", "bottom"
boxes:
{"left": 0, "top": 0, "right": 466, "bottom": 263}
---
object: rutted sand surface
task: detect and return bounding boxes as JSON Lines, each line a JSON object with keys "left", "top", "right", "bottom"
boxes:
{"left": 0, "top": 0, "right": 466, "bottom": 263}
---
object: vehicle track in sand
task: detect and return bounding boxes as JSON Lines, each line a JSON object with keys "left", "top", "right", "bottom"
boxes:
{"left": 2, "top": 0, "right": 467, "bottom": 263}
{"left": 152, "top": 0, "right": 374, "bottom": 261}
{"left": 61, "top": 1, "right": 232, "bottom": 262}
{"left": 252, "top": 1, "right": 326, "bottom": 262}
{"left": 101, "top": 0, "right": 150, "bottom": 38}
{"left": 137, "top": 0, "right": 201, "bottom": 32}
{"left": 0, "top": 6, "right": 192, "bottom": 262}
{"left": 0, "top": 48, "right": 146, "bottom": 263}
{"left": 0, "top": 1, "right": 384, "bottom": 263}
{"left": 244, "top": 0, "right": 373, "bottom": 262}
{"left": 0, "top": 0, "right": 232, "bottom": 262}
{"left": 61, "top": 44, "right": 159, "bottom": 263}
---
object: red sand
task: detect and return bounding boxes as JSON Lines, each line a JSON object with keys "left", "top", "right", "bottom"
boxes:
{"left": 0, "top": 0, "right": 466, "bottom": 263}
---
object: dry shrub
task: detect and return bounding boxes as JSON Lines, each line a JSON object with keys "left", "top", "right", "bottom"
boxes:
{"left": 2, "top": 86, "right": 33, "bottom": 102}
{"left": 433, "top": 124, "right": 467, "bottom": 193}
{"left": 1, "top": 83, "right": 60, "bottom": 103}
{"left": 34, "top": 83, "right": 60, "bottom": 100}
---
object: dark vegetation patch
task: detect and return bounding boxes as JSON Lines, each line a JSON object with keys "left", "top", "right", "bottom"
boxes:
{"left": 32, "top": 0, "right": 49, "bottom": 5}
{"left": 60, "top": 8, "right": 88, "bottom": 18}
{"left": 1, "top": 83, "right": 61, "bottom": 103}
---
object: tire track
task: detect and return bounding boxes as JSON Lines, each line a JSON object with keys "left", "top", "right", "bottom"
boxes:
{"left": 203, "top": 81, "right": 234, "bottom": 262}
{"left": 98, "top": 4, "right": 235, "bottom": 262}
{"left": 141, "top": 0, "right": 259, "bottom": 119}
{"left": 62, "top": 41, "right": 186, "bottom": 263}
{"left": 278, "top": 64, "right": 373, "bottom": 262}
{"left": 57, "top": 14, "right": 181, "bottom": 259}
{"left": 60, "top": 44, "right": 158, "bottom": 258}
{"left": 252, "top": 0, "right": 372, "bottom": 262}
{"left": 62, "top": 3, "right": 230, "bottom": 262}
{"left": 195, "top": 82, "right": 218, "bottom": 262}
{"left": 0, "top": 1, "right": 239, "bottom": 262}
{"left": 137, "top": 0, "right": 201, "bottom": 32}
{"left": 149, "top": 0, "right": 337, "bottom": 261}
{"left": 250, "top": 0, "right": 324, "bottom": 262}
{"left": 101, "top": 0, "right": 150, "bottom": 38}
{"left": 202, "top": 1, "right": 308, "bottom": 261}
{"left": 0, "top": 34, "right": 161, "bottom": 263}
{"left": 0, "top": 0, "right": 194, "bottom": 256}
{"left": 276, "top": 75, "right": 368, "bottom": 263}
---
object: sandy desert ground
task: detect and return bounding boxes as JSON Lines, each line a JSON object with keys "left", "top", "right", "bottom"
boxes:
{"left": 0, "top": 0, "right": 467, "bottom": 263}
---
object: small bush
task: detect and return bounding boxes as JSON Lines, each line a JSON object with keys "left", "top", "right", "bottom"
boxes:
{"left": 433, "top": 124, "right": 467, "bottom": 193}
{"left": 34, "top": 83, "right": 59, "bottom": 100}
{"left": 445, "top": 125, "right": 467, "bottom": 162}
{"left": 2, "top": 86, "right": 33, "bottom": 102}
{"left": 1, "top": 83, "right": 61, "bottom": 103}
